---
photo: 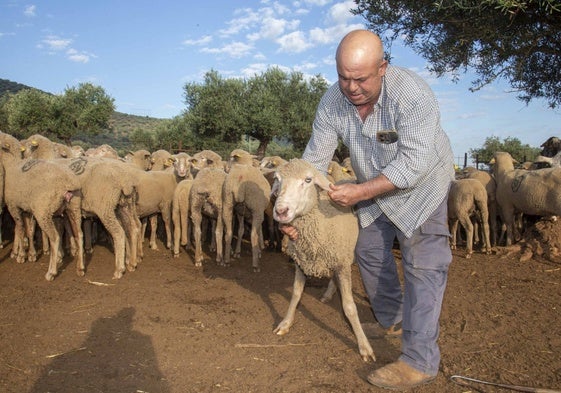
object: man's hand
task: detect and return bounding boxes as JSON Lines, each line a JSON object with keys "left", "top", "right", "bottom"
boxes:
{"left": 279, "top": 223, "right": 299, "bottom": 241}
{"left": 327, "top": 182, "right": 364, "bottom": 207}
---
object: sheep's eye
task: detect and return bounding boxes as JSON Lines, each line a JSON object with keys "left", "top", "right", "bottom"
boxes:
{"left": 305, "top": 177, "right": 312, "bottom": 183}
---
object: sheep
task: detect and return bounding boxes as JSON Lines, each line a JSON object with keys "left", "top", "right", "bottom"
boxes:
{"left": 85, "top": 144, "right": 120, "bottom": 159}
{"left": 133, "top": 166, "right": 184, "bottom": 252}
{"left": 189, "top": 149, "right": 223, "bottom": 177}
{"left": 172, "top": 179, "right": 194, "bottom": 257}
{"left": 259, "top": 156, "right": 287, "bottom": 170}
{"left": 124, "top": 149, "right": 152, "bottom": 171}
{"left": 169, "top": 153, "right": 194, "bottom": 258}
{"left": 341, "top": 157, "right": 355, "bottom": 178}
{"left": 259, "top": 156, "right": 288, "bottom": 252}
{"left": 0, "top": 132, "right": 84, "bottom": 281}
{"left": 271, "top": 158, "right": 375, "bottom": 362}
{"left": 327, "top": 160, "right": 357, "bottom": 184}
{"left": 447, "top": 178, "right": 492, "bottom": 258}
{"left": 491, "top": 151, "right": 561, "bottom": 246}
{"left": 222, "top": 149, "right": 271, "bottom": 272}
{"left": 461, "top": 168, "right": 499, "bottom": 247}
{"left": 142, "top": 152, "right": 191, "bottom": 253}
{"left": 25, "top": 142, "right": 141, "bottom": 278}
{"left": 150, "top": 149, "right": 175, "bottom": 171}
{"left": 189, "top": 167, "right": 227, "bottom": 266}
{"left": 60, "top": 156, "right": 141, "bottom": 278}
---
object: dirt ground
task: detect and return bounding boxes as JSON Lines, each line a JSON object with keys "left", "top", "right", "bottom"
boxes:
{"left": 0, "top": 223, "right": 560, "bottom": 393}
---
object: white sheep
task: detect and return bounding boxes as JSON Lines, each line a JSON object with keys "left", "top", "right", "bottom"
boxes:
{"left": 448, "top": 178, "right": 491, "bottom": 258}
{"left": 491, "top": 151, "right": 561, "bottom": 246}
{"left": 85, "top": 144, "right": 120, "bottom": 159}
{"left": 0, "top": 132, "right": 84, "bottom": 281}
{"left": 327, "top": 160, "right": 357, "bottom": 184}
{"left": 271, "top": 158, "right": 375, "bottom": 362}
{"left": 124, "top": 149, "right": 152, "bottom": 171}
{"left": 222, "top": 149, "right": 271, "bottom": 272}
{"left": 150, "top": 149, "right": 175, "bottom": 171}
{"left": 190, "top": 149, "right": 223, "bottom": 177}
{"left": 62, "top": 157, "right": 141, "bottom": 278}
{"left": 461, "top": 168, "right": 499, "bottom": 247}
{"left": 189, "top": 167, "right": 227, "bottom": 266}
{"left": 172, "top": 179, "right": 194, "bottom": 258}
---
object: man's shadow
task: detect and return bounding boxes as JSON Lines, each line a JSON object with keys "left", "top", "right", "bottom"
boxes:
{"left": 29, "top": 307, "right": 170, "bottom": 393}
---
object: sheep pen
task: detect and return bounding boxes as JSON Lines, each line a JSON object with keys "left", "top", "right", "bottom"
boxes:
{"left": 0, "top": 186, "right": 559, "bottom": 392}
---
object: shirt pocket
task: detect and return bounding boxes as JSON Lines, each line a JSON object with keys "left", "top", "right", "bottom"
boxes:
{"left": 373, "top": 140, "right": 398, "bottom": 169}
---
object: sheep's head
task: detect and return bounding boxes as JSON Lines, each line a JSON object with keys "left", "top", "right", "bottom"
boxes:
{"left": 173, "top": 152, "right": 192, "bottom": 179}
{"left": 272, "top": 159, "right": 332, "bottom": 224}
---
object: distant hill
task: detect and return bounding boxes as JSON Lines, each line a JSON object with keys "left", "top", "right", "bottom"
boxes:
{"left": 0, "top": 78, "right": 168, "bottom": 150}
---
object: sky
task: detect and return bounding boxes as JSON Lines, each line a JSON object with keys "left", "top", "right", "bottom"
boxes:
{"left": 1, "top": 0, "right": 560, "bottom": 165}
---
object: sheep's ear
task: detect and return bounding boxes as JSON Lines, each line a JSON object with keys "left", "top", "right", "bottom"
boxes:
{"left": 314, "top": 172, "right": 332, "bottom": 191}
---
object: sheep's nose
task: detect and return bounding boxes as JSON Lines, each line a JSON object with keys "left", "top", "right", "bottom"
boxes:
{"left": 275, "top": 206, "right": 288, "bottom": 216}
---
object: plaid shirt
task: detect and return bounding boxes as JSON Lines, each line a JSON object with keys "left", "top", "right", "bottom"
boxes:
{"left": 303, "top": 65, "right": 455, "bottom": 237}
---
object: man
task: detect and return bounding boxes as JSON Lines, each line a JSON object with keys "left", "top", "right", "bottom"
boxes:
{"left": 281, "top": 29, "right": 454, "bottom": 390}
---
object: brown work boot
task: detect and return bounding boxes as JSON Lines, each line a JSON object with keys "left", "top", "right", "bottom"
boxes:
{"left": 361, "top": 321, "right": 402, "bottom": 338}
{"left": 366, "top": 360, "right": 436, "bottom": 390}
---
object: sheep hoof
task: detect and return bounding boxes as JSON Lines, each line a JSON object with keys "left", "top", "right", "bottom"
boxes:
{"left": 45, "top": 272, "right": 56, "bottom": 281}
{"left": 173, "top": 252, "right": 180, "bottom": 259}
{"left": 76, "top": 269, "right": 85, "bottom": 277}
{"left": 520, "top": 249, "right": 533, "bottom": 262}
{"left": 85, "top": 247, "right": 93, "bottom": 254}
{"left": 16, "top": 255, "right": 26, "bottom": 264}
{"left": 149, "top": 243, "right": 158, "bottom": 250}
{"left": 112, "top": 271, "right": 124, "bottom": 280}
{"left": 126, "top": 264, "right": 136, "bottom": 272}
{"left": 253, "top": 266, "right": 260, "bottom": 273}
{"left": 194, "top": 261, "right": 202, "bottom": 267}
{"left": 465, "top": 253, "right": 472, "bottom": 259}
{"left": 233, "top": 252, "right": 241, "bottom": 259}
{"left": 273, "top": 321, "right": 291, "bottom": 335}
{"left": 27, "top": 253, "right": 37, "bottom": 263}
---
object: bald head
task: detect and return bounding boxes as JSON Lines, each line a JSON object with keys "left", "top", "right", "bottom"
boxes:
{"left": 336, "top": 30, "right": 384, "bottom": 69}
{"left": 335, "top": 30, "right": 387, "bottom": 107}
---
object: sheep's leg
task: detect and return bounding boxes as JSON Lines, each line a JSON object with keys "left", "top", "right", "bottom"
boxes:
{"left": 24, "top": 214, "right": 38, "bottom": 262}
{"left": 83, "top": 217, "right": 94, "bottom": 254}
{"left": 459, "top": 214, "right": 474, "bottom": 258}
{"left": 9, "top": 207, "right": 27, "bottom": 263}
{"left": 117, "top": 203, "right": 138, "bottom": 271}
{"left": 180, "top": 197, "right": 191, "bottom": 250}
{"left": 222, "top": 193, "right": 236, "bottom": 266}
{"left": 209, "top": 219, "right": 217, "bottom": 252}
{"left": 36, "top": 216, "right": 61, "bottom": 282}
{"left": 161, "top": 206, "right": 173, "bottom": 250}
{"left": 250, "top": 213, "right": 263, "bottom": 272}
{"left": 65, "top": 200, "right": 84, "bottom": 277}
{"left": 214, "top": 215, "right": 224, "bottom": 265}
{"left": 148, "top": 214, "right": 159, "bottom": 250}
{"left": 274, "top": 264, "right": 306, "bottom": 335}
{"left": 234, "top": 213, "right": 244, "bottom": 258}
{"left": 335, "top": 267, "right": 376, "bottom": 362}
{"left": 320, "top": 278, "right": 337, "bottom": 303}
{"left": 172, "top": 199, "right": 182, "bottom": 257}
{"left": 449, "top": 219, "right": 459, "bottom": 250}
{"left": 191, "top": 208, "right": 204, "bottom": 267}
{"left": 98, "top": 214, "right": 126, "bottom": 279}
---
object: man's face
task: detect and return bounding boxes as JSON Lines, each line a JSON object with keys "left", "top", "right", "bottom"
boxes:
{"left": 337, "top": 60, "right": 387, "bottom": 106}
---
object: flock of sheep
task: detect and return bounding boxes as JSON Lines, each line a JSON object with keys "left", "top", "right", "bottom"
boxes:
{"left": 450, "top": 136, "right": 561, "bottom": 259}
{"left": 1, "top": 130, "right": 560, "bottom": 362}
